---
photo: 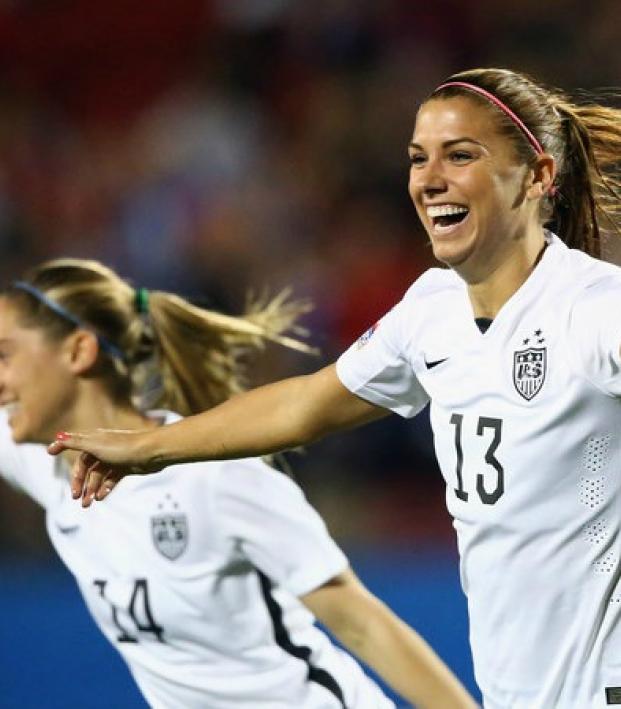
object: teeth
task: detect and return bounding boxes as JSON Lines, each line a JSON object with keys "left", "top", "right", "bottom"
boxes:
{"left": 427, "top": 205, "right": 469, "bottom": 218}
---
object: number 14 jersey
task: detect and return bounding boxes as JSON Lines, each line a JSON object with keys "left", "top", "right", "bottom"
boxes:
{"left": 337, "top": 233, "right": 621, "bottom": 709}
{"left": 0, "top": 411, "right": 393, "bottom": 709}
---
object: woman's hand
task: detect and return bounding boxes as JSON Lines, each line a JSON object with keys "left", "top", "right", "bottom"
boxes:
{"left": 48, "top": 429, "right": 161, "bottom": 507}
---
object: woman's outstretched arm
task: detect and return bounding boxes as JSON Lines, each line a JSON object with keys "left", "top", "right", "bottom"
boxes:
{"left": 302, "top": 568, "right": 479, "bottom": 709}
{"left": 49, "top": 364, "right": 388, "bottom": 505}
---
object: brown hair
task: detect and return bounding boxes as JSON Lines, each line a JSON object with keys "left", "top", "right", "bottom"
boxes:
{"left": 5, "top": 258, "right": 314, "bottom": 416}
{"left": 428, "top": 68, "right": 621, "bottom": 258}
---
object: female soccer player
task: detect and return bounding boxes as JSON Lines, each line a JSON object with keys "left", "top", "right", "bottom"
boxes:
{"left": 0, "top": 258, "right": 476, "bottom": 709}
{"left": 53, "top": 67, "right": 621, "bottom": 708}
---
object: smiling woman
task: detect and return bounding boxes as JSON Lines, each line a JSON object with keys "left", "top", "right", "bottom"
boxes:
{"left": 407, "top": 92, "right": 546, "bottom": 285}
{"left": 52, "top": 67, "right": 621, "bottom": 709}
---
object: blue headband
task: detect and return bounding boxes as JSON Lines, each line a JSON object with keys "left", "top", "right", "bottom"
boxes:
{"left": 12, "top": 281, "right": 126, "bottom": 362}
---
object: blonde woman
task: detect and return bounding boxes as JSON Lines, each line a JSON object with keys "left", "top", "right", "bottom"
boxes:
{"left": 0, "top": 258, "right": 476, "bottom": 709}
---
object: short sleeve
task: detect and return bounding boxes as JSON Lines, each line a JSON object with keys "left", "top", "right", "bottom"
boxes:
{"left": 0, "top": 411, "right": 60, "bottom": 509}
{"left": 568, "top": 279, "right": 621, "bottom": 397}
{"left": 212, "top": 458, "right": 348, "bottom": 597}
{"left": 336, "top": 295, "right": 430, "bottom": 418}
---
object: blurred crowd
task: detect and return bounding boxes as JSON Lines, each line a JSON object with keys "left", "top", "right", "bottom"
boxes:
{"left": 1, "top": 0, "right": 620, "bottom": 553}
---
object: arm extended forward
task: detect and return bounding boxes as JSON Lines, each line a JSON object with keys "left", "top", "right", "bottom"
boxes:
{"left": 49, "top": 364, "right": 388, "bottom": 505}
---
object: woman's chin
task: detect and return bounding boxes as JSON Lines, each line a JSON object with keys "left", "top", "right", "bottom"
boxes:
{"left": 9, "top": 420, "right": 42, "bottom": 445}
{"left": 9, "top": 427, "right": 28, "bottom": 444}
{"left": 431, "top": 242, "right": 472, "bottom": 268}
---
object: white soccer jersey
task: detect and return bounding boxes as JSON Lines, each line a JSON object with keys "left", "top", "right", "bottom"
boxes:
{"left": 0, "top": 411, "right": 394, "bottom": 709}
{"left": 337, "top": 233, "right": 621, "bottom": 709}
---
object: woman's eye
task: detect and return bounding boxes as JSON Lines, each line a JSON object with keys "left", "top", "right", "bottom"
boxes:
{"left": 409, "top": 153, "right": 426, "bottom": 167}
{"left": 449, "top": 150, "right": 473, "bottom": 163}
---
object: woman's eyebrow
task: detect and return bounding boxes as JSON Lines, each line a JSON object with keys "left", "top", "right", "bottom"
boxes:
{"left": 408, "top": 137, "right": 486, "bottom": 150}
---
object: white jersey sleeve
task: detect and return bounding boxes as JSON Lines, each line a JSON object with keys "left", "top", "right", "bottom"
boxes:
{"left": 0, "top": 410, "right": 60, "bottom": 509}
{"left": 211, "top": 458, "right": 348, "bottom": 597}
{"left": 568, "top": 276, "right": 621, "bottom": 397}
{"left": 336, "top": 282, "right": 431, "bottom": 418}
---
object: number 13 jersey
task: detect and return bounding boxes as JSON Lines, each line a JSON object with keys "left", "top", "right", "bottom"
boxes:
{"left": 337, "top": 233, "right": 621, "bottom": 709}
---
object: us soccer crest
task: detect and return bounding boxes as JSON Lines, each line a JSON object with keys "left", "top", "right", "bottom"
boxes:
{"left": 513, "top": 346, "right": 546, "bottom": 401}
{"left": 151, "top": 496, "right": 188, "bottom": 560}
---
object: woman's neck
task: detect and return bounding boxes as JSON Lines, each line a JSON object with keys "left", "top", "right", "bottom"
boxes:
{"left": 467, "top": 231, "right": 548, "bottom": 319}
{"left": 59, "top": 384, "right": 158, "bottom": 466}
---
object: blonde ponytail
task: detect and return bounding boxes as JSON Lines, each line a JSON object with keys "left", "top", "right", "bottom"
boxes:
{"left": 146, "top": 288, "right": 315, "bottom": 415}
{"left": 6, "top": 258, "right": 314, "bottom": 416}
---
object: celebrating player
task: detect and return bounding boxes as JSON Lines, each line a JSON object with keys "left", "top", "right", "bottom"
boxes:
{"left": 0, "top": 257, "right": 476, "bottom": 708}
{"left": 53, "top": 67, "right": 621, "bottom": 708}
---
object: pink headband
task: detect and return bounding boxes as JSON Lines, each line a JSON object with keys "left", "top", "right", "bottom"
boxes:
{"left": 434, "top": 81, "right": 556, "bottom": 196}
{"left": 434, "top": 81, "right": 544, "bottom": 155}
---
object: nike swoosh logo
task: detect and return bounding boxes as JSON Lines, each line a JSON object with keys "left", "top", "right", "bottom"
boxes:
{"left": 425, "top": 357, "right": 448, "bottom": 369}
{"left": 56, "top": 524, "right": 80, "bottom": 534}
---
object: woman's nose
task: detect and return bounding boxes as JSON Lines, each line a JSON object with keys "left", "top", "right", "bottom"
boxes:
{"left": 410, "top": 158, "right": 448, "bottom": 198}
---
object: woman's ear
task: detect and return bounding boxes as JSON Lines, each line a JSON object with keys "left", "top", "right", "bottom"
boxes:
{"left": 526, "top": 153, "right": 557, "bottom": 200}
{"left": 64, "top": 330, "right": 100, "bottom": 375}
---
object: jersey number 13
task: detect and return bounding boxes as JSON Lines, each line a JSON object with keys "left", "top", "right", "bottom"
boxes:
{"left": 450, "top": 414, "right": 504, "bottom": 505}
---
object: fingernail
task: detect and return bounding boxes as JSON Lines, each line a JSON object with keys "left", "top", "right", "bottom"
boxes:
{"left": 56, "top": 431, "right": 70, "bottom": 441}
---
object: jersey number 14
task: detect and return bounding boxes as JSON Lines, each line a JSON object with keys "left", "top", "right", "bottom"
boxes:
{"left": 94, "top": 579, "right": 165, "bottom": 643}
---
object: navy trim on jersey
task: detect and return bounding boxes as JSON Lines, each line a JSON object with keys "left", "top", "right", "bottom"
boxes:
{"left": 256, "top": 570, "right": 347, "bottom": 708}
{"left": 475, "top": 317, "right": 493, "bottom": 334}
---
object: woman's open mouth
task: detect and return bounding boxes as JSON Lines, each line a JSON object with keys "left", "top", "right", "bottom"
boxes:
{"left": 426, "top": 204, "right": 469, "bottom": 235}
